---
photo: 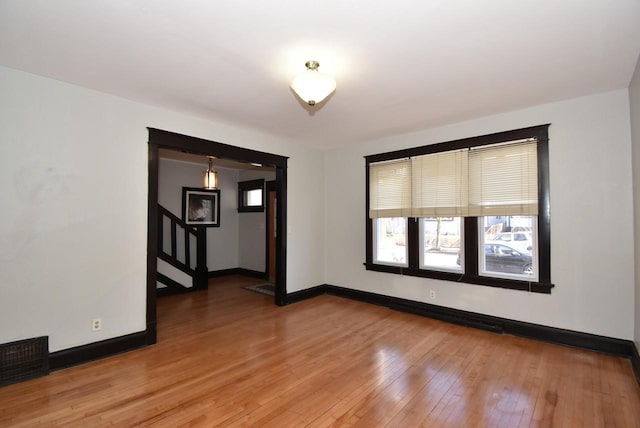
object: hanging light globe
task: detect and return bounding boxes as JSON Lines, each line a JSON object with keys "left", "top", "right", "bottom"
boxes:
{"left": 290, "top": 60, "right": 336, "bottom": 106}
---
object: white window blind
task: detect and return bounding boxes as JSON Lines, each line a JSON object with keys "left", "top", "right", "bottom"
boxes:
{"left": 369, "top": 159, "right": 412, "bottom": 219}
{"left": 468, "top": 140, "right": 538, "bottom": 216}
{"left": 411, "top": 149, "right": 469, "bottom": 217}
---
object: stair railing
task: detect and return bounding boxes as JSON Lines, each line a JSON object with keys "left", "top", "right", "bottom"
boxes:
{"left": 157, "top": 204, "right": 208, "bottom": 290}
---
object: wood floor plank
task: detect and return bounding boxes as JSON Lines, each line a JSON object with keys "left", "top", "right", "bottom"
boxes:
{"left": 0, "top": 275, "right": 638, "bottom": 427}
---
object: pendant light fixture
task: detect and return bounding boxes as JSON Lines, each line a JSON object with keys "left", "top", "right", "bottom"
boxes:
{"left": 290, "top": 60, "right": 336, "bottom": 106}
{"left": 203, "top": 156, "right": 218, "bottom": 189}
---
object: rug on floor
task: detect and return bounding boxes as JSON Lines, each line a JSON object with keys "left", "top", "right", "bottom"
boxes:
{"left": 242, "top": 283, "right": 275, "bottom": 296}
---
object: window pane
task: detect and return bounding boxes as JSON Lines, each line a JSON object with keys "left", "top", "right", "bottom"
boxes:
{"left": 246, "top": 189, "right": 262, "bottom": 206}
{"left": 479, "top": 216, "right": 538, "bottom": 280}
{"left": 374, "top": 217, "right": 407, "bottom": 266}
{"left": 420, "top": 217, "right": 463, "bottom": 272}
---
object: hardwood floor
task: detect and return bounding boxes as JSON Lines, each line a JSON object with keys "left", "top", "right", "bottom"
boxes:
{"left": 1, "top": 275, "right": 639, "bottom": 427}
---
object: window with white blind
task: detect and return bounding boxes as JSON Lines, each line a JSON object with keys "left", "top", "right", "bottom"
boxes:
{"left": 369, "top": 159, "right": 412, "bottom": 219}
{"left": 412, "top": 149, "right": 469, "bottom": 217}
{"left": 468, "top": 140, "right": 538, "bottom": 216}
{"left": 365, "top": 125, "right": 552, "bottom": 293}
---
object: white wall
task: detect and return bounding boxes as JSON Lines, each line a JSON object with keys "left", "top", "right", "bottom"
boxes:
{"left": 0, "top": 66, "right": 325, "bottom": 352}
{"left": 325, "top": 89, "right": 635, "bottom": 340}
{"left": 2, "top": 62, "right": 633, "bottom": 354}
{"left": 158, "top": 158, "right": 240, "bottom": 271}
{"left": 238, "top": 170, "right": 276, "bottom": 273}
{"left": 630, "top": 55, "right": 640, "bottom": 349}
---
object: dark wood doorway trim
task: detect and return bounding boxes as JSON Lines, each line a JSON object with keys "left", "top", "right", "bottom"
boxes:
{"left": 265, "top": 180, "right": 277, "bottom": 283}
{"left": 146, "top": 128, "right": 288, "bottom": 345}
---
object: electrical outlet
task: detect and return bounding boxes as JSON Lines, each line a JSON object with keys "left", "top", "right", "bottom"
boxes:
{"left": 92, "top": 318, "right": 102, "bottom": 331}
{"left": 429, "top": 290, "right": 436, "bottom": 300}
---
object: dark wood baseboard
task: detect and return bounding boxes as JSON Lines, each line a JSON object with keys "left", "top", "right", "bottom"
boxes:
{"left": 389, "top": 297, "right": 503, "bottom": 334}
{"left": 208, "top": 268, "right": 242, "bottom": 278}
{"left": 208, "top": 267, "right": 267, "bottom": 279}
{"left": 156, "top": 287, "right": 190, "bottom": 297}
{"left": 388, "top": 296, "right": 633, "bottom": 357}
{"left": 48, "top": 283, "right": 639, "bottom": 384}
{"left": 146, "top": 323, "right": 157, "bottom": 346}
{"left": 632, "top": 341, "right": 640, "bottom": 385}
{"left": 49, "top": 270, "right": 268, "bottom": 372}
{"left": 285, "top": 285, "right": 325, "bottom": 304}
{"left": 325, "top": 285, "right": 392, "bottom": 308}
{"left": 237, "top": 268, "right": 267, "bottom": 279}
{"left": 49, "top": 331, "right": 148, "bottom": 371}
{"left": 286, "top": 284, "right": 637, "bottom": 361}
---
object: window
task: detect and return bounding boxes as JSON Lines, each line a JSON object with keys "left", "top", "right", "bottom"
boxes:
{"left": 365, "top": 125, "right": 552, "bottom": 293}
{"left": 420, "top": 217, "right": 463, "bottom": 273}
{"left": 374, "top": 217, "right": 408, "bottom": 266}
{"left": 237, "top": 179, "right": 264, "bottom": 212}
{"left": 246, "top": 189, "right": 262, "bottom": 206}
{"left": 479, "top": 215, "right": 537, "bottom": 281}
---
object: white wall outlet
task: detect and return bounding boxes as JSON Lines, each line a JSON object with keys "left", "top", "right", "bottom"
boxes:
{"left": 92, "top": 318, "right": 102, "bottom": 331}
{"left": 429, "top": 290, "right": 436, "bottom": 300}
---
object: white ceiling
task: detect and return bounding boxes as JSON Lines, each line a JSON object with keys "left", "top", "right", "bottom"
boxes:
{"left": 1, "top": 1, "right": 639, "bottom": 149}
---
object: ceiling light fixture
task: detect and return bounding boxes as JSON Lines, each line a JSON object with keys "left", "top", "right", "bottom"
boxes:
{"left": 289, "top": 60, "right": 336, "bottom": 106}
{"left": 203, "top": 156, "right": 218, "bottom": 189}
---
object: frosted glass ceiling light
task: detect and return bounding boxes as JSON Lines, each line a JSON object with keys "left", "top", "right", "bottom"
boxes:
{"left": 203, "top": 156, "right": 218, "bottom": 189}
{"left": 290, "top": 60, "right": 336, "bottom": 106}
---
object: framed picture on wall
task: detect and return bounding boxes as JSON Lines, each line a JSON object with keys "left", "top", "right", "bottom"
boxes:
{"left": 182, "top": 187, "right": 220, "bottom": 227}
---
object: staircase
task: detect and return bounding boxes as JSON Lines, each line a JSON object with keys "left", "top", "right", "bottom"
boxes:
{"left": 157, "top": 204, "right": 208, "bottom": 294}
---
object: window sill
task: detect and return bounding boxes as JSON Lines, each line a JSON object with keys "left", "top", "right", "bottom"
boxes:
{"left": 237, "top": 206, "right": 265, "bottom": 213}
{"left": 363, "top": 262, "right": 554, "bottom": 294}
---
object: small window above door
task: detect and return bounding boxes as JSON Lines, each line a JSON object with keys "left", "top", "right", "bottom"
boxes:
{"left": 238, "top": 179, "right": 265, "bottom": 212}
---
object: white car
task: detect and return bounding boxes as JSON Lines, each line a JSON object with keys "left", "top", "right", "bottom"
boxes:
{"left": 491, "top": 231, "right": 532, "bottom": 253}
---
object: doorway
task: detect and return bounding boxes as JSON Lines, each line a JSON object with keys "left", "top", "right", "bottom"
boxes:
{"left": 146, "top": 128, "right": 288, "bottom": 345}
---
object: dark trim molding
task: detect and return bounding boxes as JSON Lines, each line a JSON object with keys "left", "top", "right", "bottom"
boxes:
{"left": 49, "top": 331, "right": 148, "bottom": 371}
{"left": 157, "top": 287, "right": 189, "bottom": 297}
{"left": 146, "top": 143, "right": 159, "bottom": 345}
{"left": 148, "top": 128, "right": 288, "bottom": 167}
{"left": 156, "top": 273, "right": 193, "bottom": 297}
{"left": 237, "top": 179, "right": 265, "bottom": 213}
{"left": 145, "top": 324, "right": 156, "bottom": 346}
{"left": 364, "top": 124, "right": 553, "bottom": 294}
{"left": 388, "top": 297, "right": 632, "bottom": 356}
{"left": 364, "top": 124, "right": 551, "bottom": 163}
{"left": 285, "top": 284, "right": 636, "bottom": 360}
{"left": 284, "top": 285, "right": 325, "bottom": 304}
{"left": 208, "top": 267, "right": 267, "bottom": 279}
{"left": 238, "top": 268, "right": 268, "bottom": 279}
{"left": 265, "top": 180, "right": 276, "bottom": 282}
{"left": 632, "top": 342, "right": 640, "bottom": 385}
{"left": 363, "top": 263, "right": 554, "bottom": 294}
{"left": 148, "top": 128, "right": 289, "bottom": 344}
{"left": 208, "top": 268, "right": 242, "bottom": 278}
{"left": 325, "top": 285, "right": 391, "bottom": 308}
{"left": 157, "top": 272, "right": 191, "bottom": 290}
{"left": 274, "top": 164, "right": 287, "bottom": 306}
{"left": 158, "top": 252, "right": 195, "bottom": 276}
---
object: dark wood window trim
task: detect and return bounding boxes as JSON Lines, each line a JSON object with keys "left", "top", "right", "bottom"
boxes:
{"left": 364, "top": 124, "right": 554, "bottom": 294}
{"left": 237, "top": 179, "right": 265, "bottom": 212}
